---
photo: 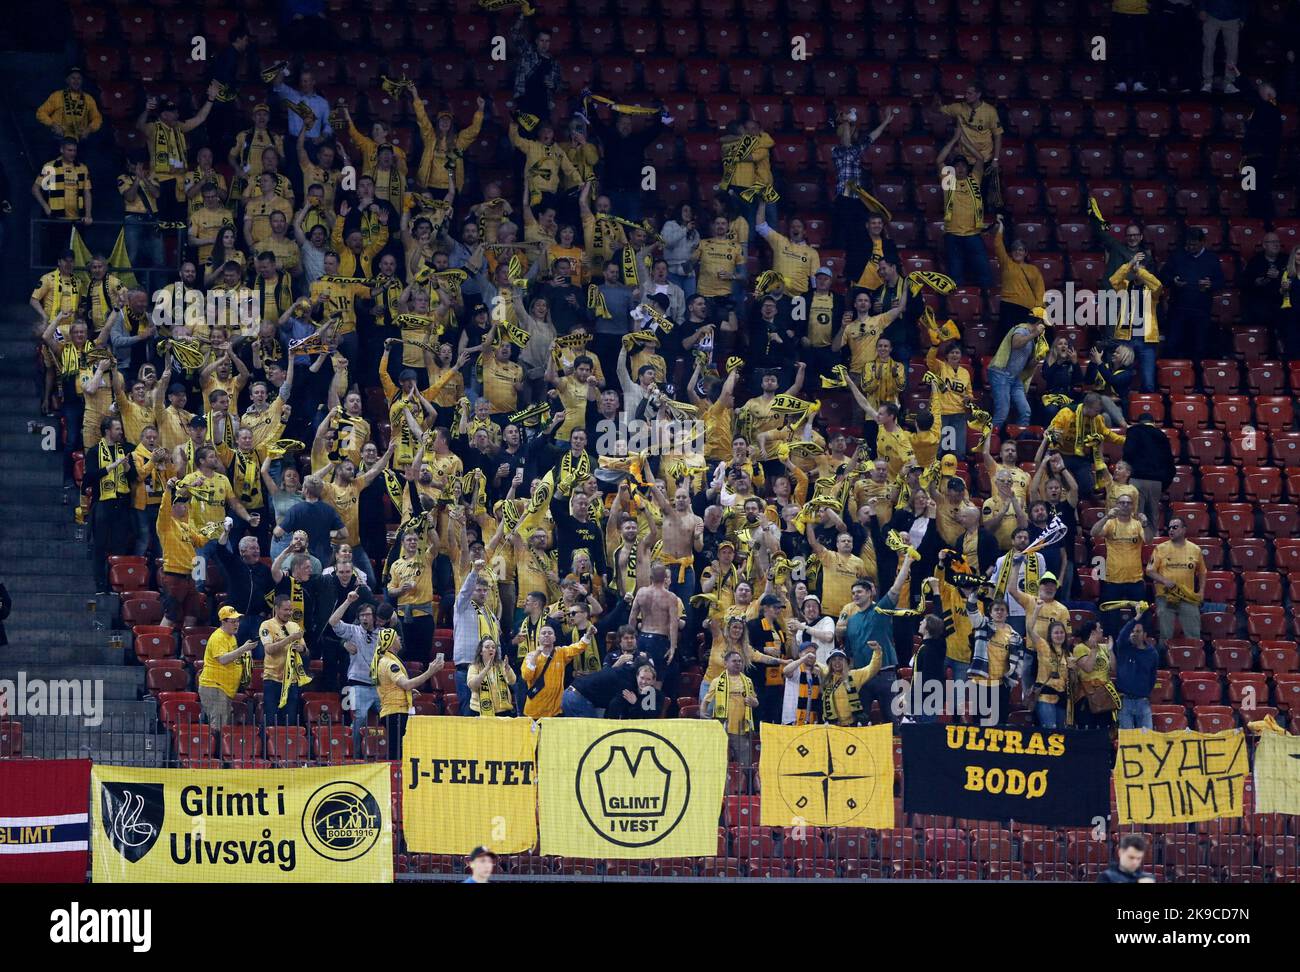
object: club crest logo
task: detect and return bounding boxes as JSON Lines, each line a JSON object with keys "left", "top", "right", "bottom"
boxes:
{"left": 100, "top": 782, "right": 164, "bottom": 863}
{"left": 575, "top": 729, "right": 690, "bottom": 848}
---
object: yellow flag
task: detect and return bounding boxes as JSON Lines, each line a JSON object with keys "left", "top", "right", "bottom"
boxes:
{"left": 759, "top": 723, "right": 895, "bottom": 829}
{"left": 1253, "top": 731, "right": 1300, "bottom": 815}
{"left": 91, "top": 764, "right": 392, "bottom": 882}
{"left": 69, "top": 225, "right": 93, "bottom": 291}
{"left": 401, "top": 716, "right": 538, "bottom": 854}
{"left": 109, "top": 227, "right": 140, "bottom": 289}
{"left": 537, "top": 718, "right": 727, "bottom": 858}
{"left": 1113, "top": 729, "right": 1247, "bottom": 824}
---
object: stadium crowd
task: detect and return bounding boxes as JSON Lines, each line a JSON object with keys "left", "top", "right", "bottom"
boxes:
{"left": 23, "top": 3, "right": 1300, "bottom": 764}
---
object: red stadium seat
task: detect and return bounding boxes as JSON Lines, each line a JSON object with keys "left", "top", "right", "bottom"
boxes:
{"left": 1200, "top": 468, "right": 1241, "bottom": 504}
{"left": 1195, "top": 705, "right": 1236, "bottom": 734}
{"left": 1247, "top": 606, "right": 1287, "bottom": 640}
{"left": 133, "top": 626, "right": 175, "bottom": 662}
{"left": 1152, "top": 705, "right": 1188, "bottom": 732}
{"left": 1179, "top": 673, "right": 1223, "bottom": 706}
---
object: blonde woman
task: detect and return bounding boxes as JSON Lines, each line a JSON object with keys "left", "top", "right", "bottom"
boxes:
{"left": 1071, "top": 619, "right": 1116, "bottom": 731}
{"left": 467, "top": 637, "right": 517, "bottom": 717}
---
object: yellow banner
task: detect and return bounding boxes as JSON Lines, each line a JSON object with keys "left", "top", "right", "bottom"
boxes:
{"left": 91, "top": 764, "right": 392, "bottom": 883}
{"left": 537, "top": 719, "right": 726, "bottom": 859}
{"left": 401, "top": 716, "right": 538, "bottom": 855}
{"left": 1113, "top": 729, "right": 1247, "bottom": 825}
{"left": 759, "top": 723, "right": 895, "bottom": 829}
{"left": 1253, "top": 732, "right": 1300, "bottom": 815}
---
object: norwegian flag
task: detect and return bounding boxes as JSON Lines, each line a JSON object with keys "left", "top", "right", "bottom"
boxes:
{"left": 0, "top": 760, "right": 90, "bottom": 883}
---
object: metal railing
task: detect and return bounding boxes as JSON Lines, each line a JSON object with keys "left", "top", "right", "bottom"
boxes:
{"left": 4, "top": 711, "right": 1296, "bottom": 883}
{"left": 29, "top": 216, "right": 187, "bottom": 278}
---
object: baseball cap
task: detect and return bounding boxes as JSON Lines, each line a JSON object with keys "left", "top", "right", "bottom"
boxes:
{"left": 826, "top": 648, "right": 847, "bottom": 662}
{"left": 67, "top": 66, "right": 83, "bottom": 77}
{"left": 168, "top": 382, "right": 187, "bottom": 396}
{"left": 1039, "top": 572, "right": 1059, "bottom": 585}
{"left": 188, "top": 415, "right": 207, "bottom": 428}
{"left": 253, "top": 102, "right": 270, "bottom": 113}
{"left": 467, "top": 845, "right": 497, "bottom": 862}
{"left": 218, "top": 605, "right": 243, "bottom": 621}
{"left": 802, "top": 593, "right": 821, "bottom": 607}
{"left": 398, "top": 368, "right": 418, "bottom": 382}
{"left": 815, "top": 266, "right": 833, "bottom": 277}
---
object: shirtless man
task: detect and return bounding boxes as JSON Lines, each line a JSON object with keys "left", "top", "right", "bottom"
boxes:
{"left": 630, "top": 563, "right": 683, "bottom": 693}
{"left": 654, "top": 482, "right": 703, "bottom": 601}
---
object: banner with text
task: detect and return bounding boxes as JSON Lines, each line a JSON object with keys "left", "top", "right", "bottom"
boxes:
{"left": 1114, "top": 729, "right": 1247, "bottom": 824}
{"left": 402, "top": 715, "right": 538, "bottom": 855}
{"left": 1250, "top": 732, "right": 1300, "bottom": 816}
{"left": 901, "top": 724, "right": 1112, "bottom": 826}
{"left": 537, "top": 719, "right": 727, "bottom": 859}
{"left": 759, "top": 723, "right": 895, "bottom": 829}
{"left": 91, "top": 764, "right": 392, "bottom": 883}
{"left": 0, "top": 759, "right": 90, "bottom": 883}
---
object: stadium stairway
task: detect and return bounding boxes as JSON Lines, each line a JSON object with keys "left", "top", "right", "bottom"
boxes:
{"left": 0, "top": 302, "right": 163, "bottom": 763}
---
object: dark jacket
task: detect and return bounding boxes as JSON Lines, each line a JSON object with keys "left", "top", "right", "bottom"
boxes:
{"left": 1122, "top": 421, "right": 1175, "bottom": 487}
{"left": 1097, "top": 865, "right": 1152, "bottom": 883}
{"left": 590, "top": 115, "right": 664, "bottom": 192}
{"left": 0, "top": 583, "right": 10, "bottom": 646}
{"left": 1161, "top": 247, "right": 1224, "bottom": 317}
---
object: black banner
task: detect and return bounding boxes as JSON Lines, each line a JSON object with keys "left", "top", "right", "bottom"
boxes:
{"left": 901, "top": 724, "right": 1112, "bottom": 826}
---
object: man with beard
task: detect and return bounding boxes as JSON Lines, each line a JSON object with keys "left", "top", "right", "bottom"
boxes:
{"left": 212, "top": 527, "right": 275, "bottom": 646}
{"left": 989, "top": 527, "right": 1045, "bottom": 640}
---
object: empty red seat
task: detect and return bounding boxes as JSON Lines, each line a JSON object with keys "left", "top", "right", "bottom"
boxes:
{"left": 1244, "top": 467, "right": 1283, "bottom": 503}
{"left": 1200, "top": 571, "right": 1237, "bottom": 604}
{"left": 144, "top": 659, "right": 188, "bottom": 694}
{"left": 1247, "top": 606, "right": 1287, "bottom": 640}
{"left": 1168, "top": 394, "right": 1209, "bottom": 429}
{"left": 1152, "top": 704, "right": 1188, "bottom": 732}
{"left": 1230, "top": 540, "right": 1270, "bottom": 571}
{"left": 220, "top": 726, "right": 262, "bottom": 761}
{"left": 266, "top": 726, "right": 310, "bottom": 765}
{"left": 133, "top": 626, "right": 175, "bottom": 662}
{"left": 122, "top": 595, "right": 164, "bottom": 627}
{"left": 1258, "top": 642, "right": 1299, "bottom": 673}
{"left": 1247, "top": 362, "right": 1287, "bottom": 396}
{"left": 1242, "top": 572, "right": 1282, "bottom": 605}
{"left": 1179, "top": 672, "right": 1223, "bottom": 706}
{"left": 1157, "top": 360, "right": 1196, "bottom": 395}
{"left": 1274, "top": 673, "right": 1300, "bottom": 711}
{"left": 1190, "top": 714, "right": 1239, "bottom": 747}
{"left": 1211, "top": 395, "right": 1252, "bottom": 432}
{"left": 1165, "top": 640, "right": 1207, "bottom": 671}
{"left": 1184, "top": 431, "right": 1226, "bottom": 465}
{"left": 1211, "top": 640, "right": 1253, "bottom": 671}
{"left": 1255, "top": 396, "right": 1294, "bottom": 433}
{"left": 1200, "top": 468, "right": 1241, "bottom": 504}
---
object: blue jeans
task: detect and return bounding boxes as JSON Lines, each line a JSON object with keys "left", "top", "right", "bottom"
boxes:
{"left": 669, "top": 272, "right": 696, "bottom": 299}
{"left": 561, "top": 686, "right": 598, "bottom": 718}
{"left": 134, "top": 505, "right": 160, "bottom": 559}
{"left": 1119, "top": 696, "right": 1153, "bottom": 730}
{"left": 348, "top": 684, "right": 380, "bottom": 756}
{"left": 988, "top": 367, "right": 1030, "bottom": 428}
{"left": 1035, "top": 699, "right": 1066, "bottom": 728}
{"left": 263, "top": 680, "right": 300, "bottom": 727}
{"left": 1124, "top": 340, "right": 1157, "bottom": 394}
{"left": 454, "top": 667, "right": 472, "bottom": 716}
{"left": 124, "top": 214, "right": 164, "bottom": 292}
{"left": 943, "top": 233, "right": 992, "bottom": 288}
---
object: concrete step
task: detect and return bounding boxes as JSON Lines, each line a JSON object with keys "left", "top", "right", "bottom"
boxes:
{"left": 6, "top": 467, "right": 66, "bottom": 489}
{"left": 0, "top": 501, "right": 82, "bottom": 521}
{"left": 0, "top": 435, "right": 67, "bottom": 455}
{"left": 17, "top": 733, "right": 171, "bottom": 767}
{"left": 0, "top": 664, "right": 143, "bottom": 700}
{"left": 11, "top": 702, "right": 159, "bottom": 730}
{"left": 1, "top": 643, "right": 124, "bottom": 665}
{"left": 0, "top": 520, "right": 79, "bottom": 541}
{"left": 6, "top": 557, "right": 97, "bottom": 578}
{"left": 0, "top": 536, "right": 94, "bottom": 559}
{"left": 3, "top": 629, "right": 125, "bottom": 653}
